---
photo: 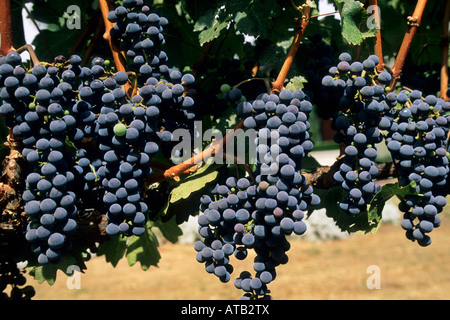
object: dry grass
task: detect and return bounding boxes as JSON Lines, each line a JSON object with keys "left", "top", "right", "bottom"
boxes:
{"left": 25, "top": 207, "right": 450, "bottom": 301}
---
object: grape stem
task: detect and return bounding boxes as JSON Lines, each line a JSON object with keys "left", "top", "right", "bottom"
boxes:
{"left": 145, "top": 120, "right": 245, "bottom": 185}
{"left": 440, "top": 0, "right": 450, "bottom": 101}
{"left": 99, "top": 0, "right": 132, "bottom": 95}
{"left": 271, "top": 5, "right": 311, "bottom": 93}
{"left": 303, "top": 158, "right": 398, "bottom": 189}
{"left": 0, "top": 0, "right": 13, "bottom": 56}
{"left": 389, "top": 0, "right": 428, "bottom": 89}
{"left": 368, "top": 0, "right": 384, "bottom": 73}
{"left": 14, "top": 44, "right": 40, "bottom": 66}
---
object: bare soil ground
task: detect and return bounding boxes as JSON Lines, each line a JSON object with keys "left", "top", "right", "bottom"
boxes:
{"left": 25, "top": 210, "right": 450, "bottom": 300}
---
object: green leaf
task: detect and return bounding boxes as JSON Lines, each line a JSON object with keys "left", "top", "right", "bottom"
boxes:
{"left": 195, "top": 8, "right": 230, "bottom": 46}
{"left": 211, "top": 104, "right": 239, "bottom": 136}
{"left": 153, "top": 215, "right": 183, "bottom": 244}
{"left": 169, "top": 163, "right": 221, "bottom": 204}
{"left": 313, "top": 181, "right": 419, "bottom": 235}
{"left": 367, "top": 181, "right": 419, "bottom": 225}
{"left": 29, "top": 0, "right": 95, "bottom": 61}
{"left": 29, "top": 252, "right": 87, "bottom": 285}
{"left": 313, "top": 187, "right": 378, "bottom": 234}
{"left": 65, "top": 136, "right": 77, "bottom": 154}
{"left": 198, "top": 21, "right": 229, "bottom": 46}
{"left": 233, "top": 0, "right": 281, "bottom": 39}
{"left": 125, "top": 221, "right": 161, "bottom": 271}
{"left": 193, "top": 9, "right": 217, "bottom": 32}
{"left": 305, "top": 0, "right": 318, "bottom": 9}
{"left": 301, "top": 155, "right": 321, "bottom": 172}
{"left": 285, "top": 75, "right": 308, "bottom": 92}
{"left": 159, "top": 164, "right": 226, "bottom": 224}
{"left": 32, "top": 28, "right": 84, "bottom": 63}
{"left": 334, "top": 0, "right": 378, "bottom": 45}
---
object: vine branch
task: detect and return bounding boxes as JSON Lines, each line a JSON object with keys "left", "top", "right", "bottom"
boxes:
{"left": 390, "top": 0, "right": 428, "bottom": 89}
{"left": 14, "top": 44, "right": 40, "bottom": 66}
{"left": 99, "top": 0, "right": 127, "bottom": 73}
{"left": 0, "top": 0, "right": 13, "bottom": 55}
{"left": 369, "top": 0, "right": 384, "bottom": 72}
{"left": 271, "top": 5, "right": 311, "bottom": 92}
{"left": 145, "top": 120, "right": 245, "bottom": 186}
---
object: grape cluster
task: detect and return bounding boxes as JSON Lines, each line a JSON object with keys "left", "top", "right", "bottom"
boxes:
{"left": 195, "top": 88, "right": 320, "bottom": 299}
{"left": 320, "top": 52, "right": 450, "bottom": 244}
{"left": 0, "top": 3, "right": 198, "bottom": 264}
{"left": 0, "top": 52, "right": 89, "bottom": 264}
{"left": 107, "top": 0, "right": 197, "bottom": 159}
{"left": 321, "top": 53, "right": 391, "bottom": 215}
{"left": 1, "top": 257, "right": 35, "bottom": 300}
{"left": 108, "top": 0, "right": 168, "bottom": 76}
{"left": 385, "top": 90, "right": 450, "bottom": 246}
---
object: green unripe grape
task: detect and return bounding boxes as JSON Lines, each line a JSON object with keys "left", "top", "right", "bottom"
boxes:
{"left": 104, "top": 60, "right": 111, "bottom": 67}
{"left": 220, "top": 84, "right": 231, "bottom": 94}
{"left": 28, "top": 102, "right": 36, "bottom": 110}
{"left": 113, "top": 123, "right": 127, "bottom": 136}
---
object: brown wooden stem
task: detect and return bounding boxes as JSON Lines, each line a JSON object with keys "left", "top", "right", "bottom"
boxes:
{"left": 271, "top": 6, "right": 311, "bottom": 92}
{"left": 145, "top": 120, "right": 245, "bottom": 185}
{"left": 14, "top": 44, "right": 40, "bottom": 66}
{"left": 99, "top": 0, "right": 127, "bottom": 73}
{"left": 304, "top": 159, "right": 397, "bottom": 189}
{"left": 0, "top": 0, "right": 13, "bottom": 55}
{"left": 390, "top": 0, "right": 428, "bottom": 89}
{"left": 369, "top": 0, "right": 384, "bottom": 72}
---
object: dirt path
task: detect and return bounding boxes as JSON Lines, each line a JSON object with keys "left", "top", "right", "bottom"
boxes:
{"left": 26, "top": 213, "right": 450, "bottom": 300}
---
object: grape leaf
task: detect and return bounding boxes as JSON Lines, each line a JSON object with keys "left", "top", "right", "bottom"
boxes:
{"left": 212, "top": 104, "right": 239, "bottom": 136}
{"left": 125, "top": 221, "right": 161, "bottom": 271}
{"left": 28, "top": 252, "right": 87, "bottom": 285}
{"left": 301, "top": 155, "right": 321, "bottom": 172}
{"left": 96, "top": 235, "right": 127, "bottom": 268}
{"left": 195, "top": 8, "right": 230, "bottom": 46}
{"left": 314, "top": 181, "right": 419, "bottom": 235}
{"left": 285, "top": 76, "right": 308, "bottom": 92}
{"left": 169, "top": 163, "right": 221, "bottom": 204}
{"left": 193, "top": 9, "right": 218, "bottom": 32}
{"left": 334, "top": 0, "right": 378, "bottom": 45}
{"left": 233, "top": 0, "right": 281, "bottom": 39}
{"left": 158, "top": 163, "right": 224, "bottom": 224}
{"left": 367, "top": 181, "right": 419, "bottom": 225}
{"left": 305, "top": 0, "right": 318, "bottom": 9}
{"left": 153, "top": 215, "right": 183, "bottom": 244}
{"left": 313, "top": 186, "right": 379, "bottom": 234}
